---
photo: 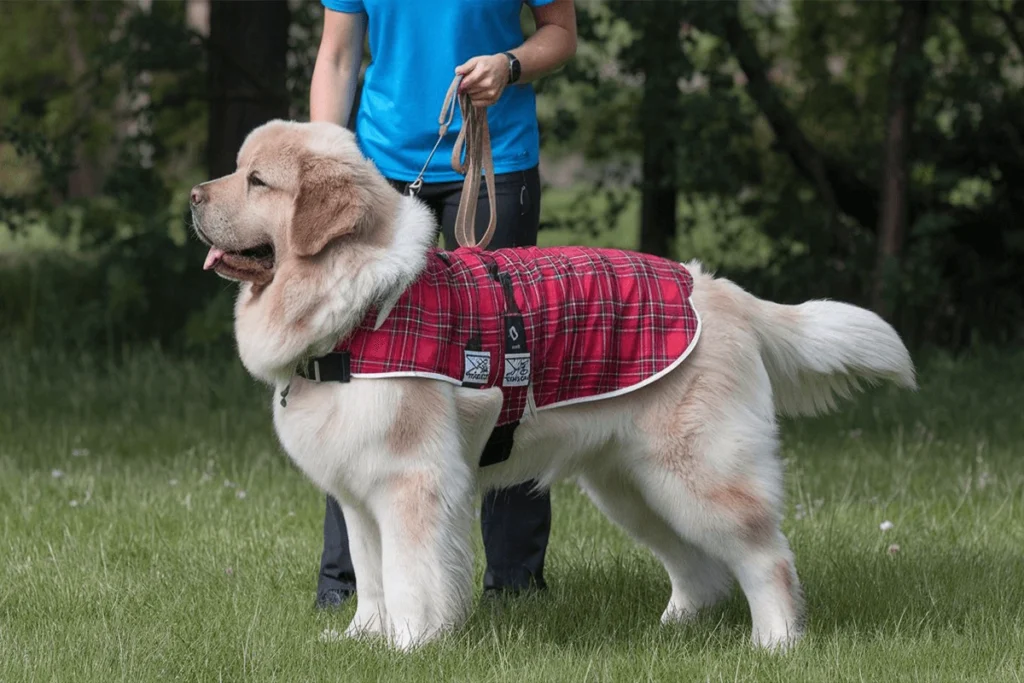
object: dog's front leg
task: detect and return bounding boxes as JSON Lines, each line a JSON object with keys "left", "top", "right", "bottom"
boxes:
{"left": 372, "top": 457, "right": 476, "bottom": 651}
{"left": 340, "top": 501, "right": 387, "bottom": 639}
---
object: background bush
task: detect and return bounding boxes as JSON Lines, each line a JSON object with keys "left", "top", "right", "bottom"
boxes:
{"left": 3, "top": 0, "right": 1023, "bottom": 354}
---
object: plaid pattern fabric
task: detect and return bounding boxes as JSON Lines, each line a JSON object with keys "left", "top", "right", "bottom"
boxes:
{"left": 335, "top": 246, "right": 700, "bottom": 425}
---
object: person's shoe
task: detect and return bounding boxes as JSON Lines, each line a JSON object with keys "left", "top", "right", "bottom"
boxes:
{"left": 314, "top": 586, "right": 354, "bottom": 610}
{"left": 482, "top": 577, "right": 548, "bottom": 599}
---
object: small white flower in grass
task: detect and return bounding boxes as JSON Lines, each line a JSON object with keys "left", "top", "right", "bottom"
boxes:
{"left": 69, "top": 500, "right": 79, "bottom": 507}
{"left": 887, "top": 544, "right": 901, "bottom": 555}
{"left": 236, "top": 490, "right": 247, "bottom": 500}
{"left": 51, "top": 469, "right": 64, "bottom": 479}
{"left": 225, "top": 567, "right": 233, "bottom": 576}
{"left": 71, "top": 448, "right": 90, "bottom": 458}
{"left": 879, "top": 520, "right": 894, "bottom": 532}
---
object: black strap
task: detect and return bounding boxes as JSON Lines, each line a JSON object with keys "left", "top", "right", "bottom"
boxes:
{"left": 479, "top": 421, "right": 518, "bottom": 467}
{"left": 297, "top": 352, "right": 352, "bottom": 383}
{"left": 498, "top": 272, "right": 521, "bottom": 314}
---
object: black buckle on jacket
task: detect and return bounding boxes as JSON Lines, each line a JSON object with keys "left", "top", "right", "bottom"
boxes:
{"left": 479, "top": 421, "right": 518, "bottom": 467}
{"left": 297, "top": 351, "right": 352, "bottom": 383}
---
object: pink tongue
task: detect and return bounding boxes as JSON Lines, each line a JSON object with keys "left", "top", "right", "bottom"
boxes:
{"left": 204, "top": 248, "right": 226, "bottom": 270}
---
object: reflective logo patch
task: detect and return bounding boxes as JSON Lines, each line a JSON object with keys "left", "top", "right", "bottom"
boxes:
{"left": 503, "top": 352, "right": 531, "bottom": 387}
{"left": 462, "top": 350, "right": 491, "bottom": 385}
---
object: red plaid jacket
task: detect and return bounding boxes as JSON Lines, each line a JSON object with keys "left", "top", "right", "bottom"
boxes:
{"left": 335, "top": 246, "right": 701, "bottom": 426}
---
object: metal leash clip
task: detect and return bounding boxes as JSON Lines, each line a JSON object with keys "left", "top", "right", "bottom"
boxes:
{"left": 406, "top": 76, "right": 463, "bottom": 198}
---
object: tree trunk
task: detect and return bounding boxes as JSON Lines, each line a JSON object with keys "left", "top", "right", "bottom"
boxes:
{"left": 871, "top": 0, "right": 931, "bottom": 316}
{"left": 57, "top": 3, "right": 98, "bottom": 199}
{"left": 639, "top": 78, "right": 679, "bottom": 258}
{"left": 206, "top": 0, "right": 290, "bottom": 178}
{"left": 636, "top": 8, "right": 688, "bottom": 257}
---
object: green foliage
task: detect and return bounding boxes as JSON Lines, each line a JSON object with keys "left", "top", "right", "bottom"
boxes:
{"left": 538, "top": 1, "right": 1024, "bottom": 348}
{"left": 3, "top": 0, "right": 1024, "bottom": 352}
{"left": 1, "top": 2, "right": 223, "bottom": 351}
{"left": 0, "top": 207, "right": 230, "bottom": 352}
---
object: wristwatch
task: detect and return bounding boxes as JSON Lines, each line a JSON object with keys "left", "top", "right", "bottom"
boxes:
{"left": 503, "top": 51, "right": 521, "bottom": 85}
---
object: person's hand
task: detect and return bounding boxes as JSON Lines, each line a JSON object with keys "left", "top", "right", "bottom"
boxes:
{"left": 455, "top": 54, "right": 510, "bottom": 107}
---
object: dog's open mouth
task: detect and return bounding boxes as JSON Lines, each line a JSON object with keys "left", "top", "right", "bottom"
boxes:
{"left": 203, "top": 243, "right": 275, "bottom": 285}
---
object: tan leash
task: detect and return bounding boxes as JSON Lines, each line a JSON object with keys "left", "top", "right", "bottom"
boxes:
{"left": 408, "top": 75, "right": 497, "bottom": 250}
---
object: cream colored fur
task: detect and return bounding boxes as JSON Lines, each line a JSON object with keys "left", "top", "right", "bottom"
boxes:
{"left": 191, "top": 120, "right": 916, "bottom": 652}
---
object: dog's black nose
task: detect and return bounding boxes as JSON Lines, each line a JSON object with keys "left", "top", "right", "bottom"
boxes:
{"left": 190, "top": 186, "right": 205, "bottom": 205}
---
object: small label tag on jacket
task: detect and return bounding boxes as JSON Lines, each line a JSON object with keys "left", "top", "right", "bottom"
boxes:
{"left": 505, "top": 314, "right": 527, "bottom": 354}
{"left": 463, "top": 350, "right": 491, "bottom": 385}
{"left": 503, "top": 352, "right": 531, "bottom": 387}
{"left": 502, "top": 314, "right": 530, "bottom": 387}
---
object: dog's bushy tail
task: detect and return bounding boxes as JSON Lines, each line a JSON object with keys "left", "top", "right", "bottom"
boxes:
{"left": 749, "top": 296, "right": 916, "bottom": 418}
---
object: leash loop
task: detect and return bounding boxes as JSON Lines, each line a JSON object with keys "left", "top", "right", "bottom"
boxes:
{"left": 408, "top": 75, "right": 497, "bottom": 249}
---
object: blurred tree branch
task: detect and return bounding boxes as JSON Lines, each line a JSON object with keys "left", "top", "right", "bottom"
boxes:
{"left": 990, "top": 1, "right": 1024, "bottom": 59}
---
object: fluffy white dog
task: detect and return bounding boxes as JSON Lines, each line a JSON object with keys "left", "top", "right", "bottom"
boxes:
{"left": 190, "top": 120, "right": 916, "bottom": 651}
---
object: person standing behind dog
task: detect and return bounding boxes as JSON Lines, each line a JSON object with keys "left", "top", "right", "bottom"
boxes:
{"left": 309, "top": 0, "right": 577, "bottom": 608}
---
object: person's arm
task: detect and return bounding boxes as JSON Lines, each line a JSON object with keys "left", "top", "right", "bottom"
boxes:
{"left": 310, "top": 9, "right": 367, "bottom": 125}
{"left": 455, "top": 0, "right": 577, "bottom": 107}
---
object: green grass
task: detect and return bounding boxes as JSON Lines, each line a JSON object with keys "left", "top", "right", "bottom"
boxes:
{"left": 2, "top": 346, "right": 1023, "bottom": 683}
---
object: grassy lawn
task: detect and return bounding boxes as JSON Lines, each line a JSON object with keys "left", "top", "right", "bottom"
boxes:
{"left": 1, "top": 345, "right": 1023, "bottom": 682}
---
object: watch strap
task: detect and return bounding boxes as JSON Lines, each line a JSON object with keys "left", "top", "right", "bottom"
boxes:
{"left": 502, "top": 51, "right": 521, "bottom": 84}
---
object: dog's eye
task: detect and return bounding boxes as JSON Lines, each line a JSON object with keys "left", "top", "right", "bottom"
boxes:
{"left": 248, "top": 172, "right": 267, "bottom": 188}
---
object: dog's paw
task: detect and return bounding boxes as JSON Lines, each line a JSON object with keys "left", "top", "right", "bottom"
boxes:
{"left": 660, "top": 603, "right": 700, "bottom": 625}
{"left": 751, "top": 626, "right": 803, "bottom": 653}
{"left": 386, "top": 621, "right": 447, "bottom": 652}
{"left": 388, "top": 626, "right": 431, "bottom": 652}
{"left": 344, "top": 611, "right": 387, "bottom": 640}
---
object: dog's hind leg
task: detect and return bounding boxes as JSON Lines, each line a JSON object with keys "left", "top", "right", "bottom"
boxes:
{"left": 634, "top": 453, "right": 804, "bottom": 649}
{"left": 636, "top": 396, "right": 805, "bottom": 649}
{"left": 700, "top": 510, "right": 803, "bottom": 651}
{"left": 578, "top": 465, "right": 733, "bottom": 624}
{"left": 723, "top": 531, "right": 803, "bottom": 651}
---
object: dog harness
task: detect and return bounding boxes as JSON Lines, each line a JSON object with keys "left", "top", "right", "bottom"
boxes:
{"left": 299, "top": 246, "right": 701, "bottom": 438}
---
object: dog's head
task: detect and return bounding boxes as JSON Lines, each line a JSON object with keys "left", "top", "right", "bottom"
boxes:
{"left": 190, "top": 120, "right": 395, "bottom": 288}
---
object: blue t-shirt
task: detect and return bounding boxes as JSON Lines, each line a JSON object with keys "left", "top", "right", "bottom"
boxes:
{"left": 321, "top": 0, "right": 554, "bottom": 183}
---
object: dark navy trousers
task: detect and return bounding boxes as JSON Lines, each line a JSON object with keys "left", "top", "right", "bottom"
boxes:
{"left": 316, "top": 166, "right": 551, "bottom": 597}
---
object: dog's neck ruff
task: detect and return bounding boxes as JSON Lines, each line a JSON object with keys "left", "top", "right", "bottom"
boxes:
{"left": 328, "top": 246, "right": 701, "bottom": 426}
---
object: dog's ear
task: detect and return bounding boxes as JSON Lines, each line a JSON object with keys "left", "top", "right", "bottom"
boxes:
{"left": 289, "top": 157, "right": 364, "bottom": 257}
